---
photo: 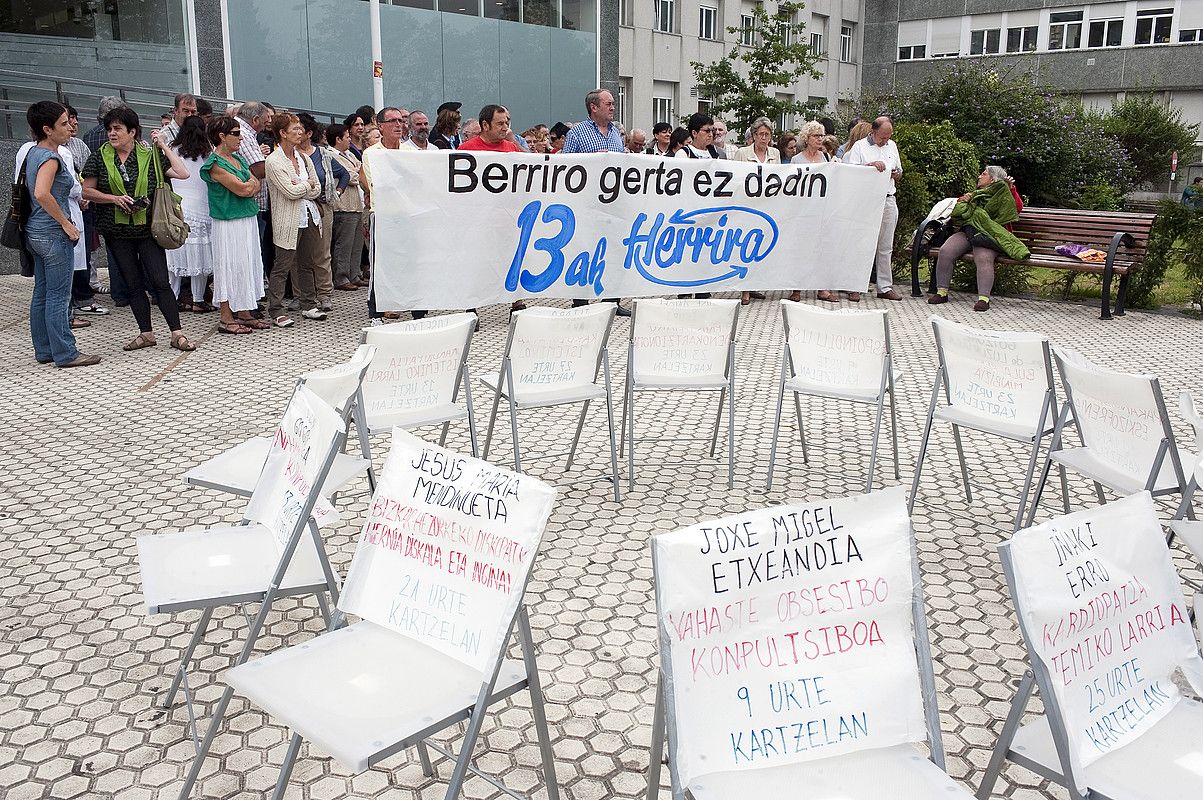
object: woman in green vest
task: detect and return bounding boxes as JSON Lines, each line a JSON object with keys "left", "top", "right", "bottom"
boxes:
{"left": 201, "top": 116, "right": 268, "bottom": 334}
{"left": 81, "top": 106, "right": 197, "bottom": 351}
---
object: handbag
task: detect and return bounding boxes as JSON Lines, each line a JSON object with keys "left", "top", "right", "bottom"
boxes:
{"left": 149, "top": 145, "right": 189, "bottom": 250}
{"left": 1, "top": 153, "right": 30, "bottom": 251}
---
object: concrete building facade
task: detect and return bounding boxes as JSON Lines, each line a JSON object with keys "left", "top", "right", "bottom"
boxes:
{"left": 861, "top": 0, "right": 1203, "bottom": 146}
{"left": 616, "top": 0, "right": 864, "bottom": 137}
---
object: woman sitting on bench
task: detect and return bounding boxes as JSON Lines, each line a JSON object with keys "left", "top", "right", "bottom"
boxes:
{"left": 928, "top": 166, "right": 1029, "bottom": 312}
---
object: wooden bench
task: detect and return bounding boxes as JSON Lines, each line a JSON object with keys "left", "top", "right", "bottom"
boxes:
{"left": 906, "top": 207, "right": 1156, "bottom": 319}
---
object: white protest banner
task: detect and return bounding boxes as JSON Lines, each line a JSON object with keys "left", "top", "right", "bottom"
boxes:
{"left": 366, "top": 151, "right": 891, "bottom": 310}
{"left": 936, "top": 319, "right": 1050, "bottom": 427}
{"left": 653, "top": 486, "right": 927, "bottom": 789}
{"left": 244, "top": 385, "right": 343, "bottom": 548}
{"left": 337, "top": 428, "right": 556, "bottom": 673}
{"left": 1007, "top": 491, "right": 1203, "bottom": 779}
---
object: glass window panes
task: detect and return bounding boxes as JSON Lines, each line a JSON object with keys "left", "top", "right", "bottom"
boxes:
{"left": 699, "top": 5, "right": 717, "bottom": 40}
{"left": 439, "top": 0, "right": 479, "bottom": 16}
{"left": 810, "top": 31, "right": 823, "bottom": 53}
{"left": 840, "top": 24, "right": 853, "bottom": 62}
{"left": 740, "top": 13, "right": 754, "bottom": 45}
{"left": 655, "top": 0, "right": 674, "bottom": 33}
{"left": 391, "top": 0, "right": 436, "bottom": 9}
{"left": 898, "top": 44, "right": 926, "bottom": 60}
{"left": 652, "top": 96, "right": 673, "bottom": 125}
{"left": 1088, "top": 18, "right": 1123, "bottom": 48}
{"left": 1181, "top": 29, "right": 1201, "bottom": 43}
{"left": 560, "top": 0, "right": 595, "bottom": 31}
{"left": 1135, "top": 8, "right": 1173, "bottom": 45}
{"left": 1049, "top": 11, "right": 1083, "bottom": 50}
{"left": 1006, "top": 26, "right": 1037, "bottom": 53}
{"left": 3, "top": 0, "right": 188, "bottom": 43}
{"left": 970, "top": 28, "right": 1000, "bottom": 55}
{"left": 484, "top": 0, "right": 520, "bottom": 22}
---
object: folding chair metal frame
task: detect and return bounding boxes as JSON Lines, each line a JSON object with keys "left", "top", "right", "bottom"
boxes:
{"left": 1168, "top": 393, "right": 1203, "bottom": 556}
{"left": 174, "top": 427, "right": 349, "bottom": 799}
{"left": 480, "top": 306, "right": 622, "bottom": 502}
{"left": 908, "top": 321, "right": 1063, "bottom": 531}
{"left": 356, "top": 317, "right": 480, "bottom": 492}
{"left": 765, "top": 305, "right": 900, "bottom": 494}
{"left": 644, "top": 497, "right": 947, "bottom": 800}
{"left": 1024, "top": 351, "right": 1192, "bottom": 529}
{"left": 620, "top": 301, "right": 740, "bottom": 492}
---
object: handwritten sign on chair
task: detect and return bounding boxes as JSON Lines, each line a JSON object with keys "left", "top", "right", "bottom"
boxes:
{"left": 338, "top": 429, "right": 556, "bottom": 673}
{"left": 653, "top": 487, "right": 927, "bottom": 787}
{"left": 935, "top": 317, "right": 1050, "bottom": 428}
{"left": 1005, "top": 491, "right": 1203, "bottom": 772}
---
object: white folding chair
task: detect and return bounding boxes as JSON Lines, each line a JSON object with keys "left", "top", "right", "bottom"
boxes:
{"left": 909, "top": 316, "right": 1062, "bottom": 531}
{"left": 137, "top": 387, "right": 349, "bottom": 795}
{"left": 1025, "top": 349, "right": 1193, "bottom": 527}
{"left": 224, "top": 429, "right": 560, "bottom": 800}
{"left": 978, "top": 492, "right": 1203, "bottom": 800}
{"left": 1168, "top": 393, "right": 1203, "bottom": 568}
{"left": 766, "top": 300, "right": 900, "bottom": 494}
{"left": 646, "top": 486, "right": 971, "bottom": 800}
{"left": 480, "top": 304, "right": 622, "bottom": 500}
{"left": 358, "top": 312, "right": 479, "bottom": 481}
{"left": 621, "top": 298, "right": 740, "bottom": 491}
{"left": 182, "top": 344, "right": 376, "bottom": 499}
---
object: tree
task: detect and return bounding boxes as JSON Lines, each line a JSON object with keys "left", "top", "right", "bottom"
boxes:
{"left": 1102, "top": 93, "right": 1200, "bottom": 187}
{"left": 689, "top": 1, "right": 823, "bottom": 133}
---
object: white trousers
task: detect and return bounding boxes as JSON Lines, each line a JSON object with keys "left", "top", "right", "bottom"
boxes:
{"left": 872, "top": 195, "right": 899, "bottom": 293}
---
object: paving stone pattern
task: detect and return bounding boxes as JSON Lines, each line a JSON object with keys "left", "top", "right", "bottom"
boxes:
{"left": 0, "top": 275, "right": 1200, "bottom": 800}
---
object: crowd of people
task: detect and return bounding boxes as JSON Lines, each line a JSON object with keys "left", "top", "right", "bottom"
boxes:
{"left": 16, "top": 86, "right": 1021, "bottom": 369}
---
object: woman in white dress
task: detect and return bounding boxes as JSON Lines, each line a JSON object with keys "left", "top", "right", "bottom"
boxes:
{"left": 167, "top": 116, "right": 215, "bottom": 311}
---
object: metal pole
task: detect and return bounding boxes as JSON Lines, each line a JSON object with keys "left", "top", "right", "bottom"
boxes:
{"left": 370, "top": 0, "right": 384, "bottom": 112}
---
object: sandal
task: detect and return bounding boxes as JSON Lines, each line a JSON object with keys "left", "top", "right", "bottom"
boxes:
{"left": 239, "top": 317, "right": 270, "bottom": 330}
{"left": 124, "top": 333, "right": 156, "bottom": 351}
{"left": 218, "top": 321, "right": 252, "bottom": 335}
{"left": 177, "top": 300, "right": 195, "bottom": 313}
{"left": 788, "top": 291, "right": 802, "bottom": 302}
{"left": 741, "top": 292, "right": 751, "bottom": 305}
{"left": 170, "top": 334, "right": 197, "bottom": 352}
{"left": 273, "top": 315, "right": 295, "bottom": 328}
{"left": 846, "top": 292, "right": 862, "bottom": 302}
{"left": 816, "top": 290, "right": 836, "bottom": 302}
{"left": 193, "top": 301, "right": 216, "bottom": 313}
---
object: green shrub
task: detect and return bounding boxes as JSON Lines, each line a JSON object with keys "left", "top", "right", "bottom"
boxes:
{"left": 1069, "top": 184, "right": 1124, "bottom": 212}
{"left": 1102, "top": 94, "right": 1200, "bottom": 188}
{"left": 1133, "top": 201, "right": 1203, "bottom": 310}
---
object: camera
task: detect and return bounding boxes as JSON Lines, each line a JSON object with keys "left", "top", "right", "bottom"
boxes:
{"left": 130, "top": 196, "right": 151, "bottom": 210}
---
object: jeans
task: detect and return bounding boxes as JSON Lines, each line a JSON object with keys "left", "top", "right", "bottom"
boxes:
{"left": 27, "top": 232, "right": 79, "bottom": 365}
{"left": 258, "top": 210, "right": 275, "bottom": 279}
{"left": 107, "top": 236, "right": 182, "bottom": 333}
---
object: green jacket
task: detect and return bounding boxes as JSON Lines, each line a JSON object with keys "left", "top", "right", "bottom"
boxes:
{"left": 951, "top": 179, "right": 1030, "bottom": 261}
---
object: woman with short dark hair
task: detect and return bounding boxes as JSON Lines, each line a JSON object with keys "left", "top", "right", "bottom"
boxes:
{"left": 326, "top": 123, "right": 365, "bottom": 291}
{"left": 23, "top": 100, "right": 100, "bottom": 367}
{"left": 81, "top": 106, "right": 197, "bottom": 352}
{"left": 343, "top": 113, "right": 368, "bottom": 157}
{"left": 668, "top": 127, "right": 692, "bottom": 156}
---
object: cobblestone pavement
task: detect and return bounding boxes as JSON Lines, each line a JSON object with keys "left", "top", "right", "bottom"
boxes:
{"left": 1, "top": 274, "right": 1200, "bottom": 800}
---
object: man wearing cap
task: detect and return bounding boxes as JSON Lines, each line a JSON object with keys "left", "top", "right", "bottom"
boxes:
{"left": 430, "top": 101, "right": 462, "bottom": 150}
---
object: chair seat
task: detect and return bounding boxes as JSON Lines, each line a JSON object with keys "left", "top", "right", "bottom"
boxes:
{"left": 1009, "top": 699, "right": 1203, "bottom": 800}
{"left": 1051, "top": 445, "right": 1192, "bottom": 496}
{"left": 137, "top": 524, "right": 331, "bottom": 615}
{"left": 933, "top": 405, "right": 1050, "bottom": 443}
{"left": 225, "top": 620, "right": 529, "bottom": 773}
{"left": 1171, "top": 519, "right": 1203, "bottom": 563}
{"left": 182, "top": 436, "right": 370, "bottom": 498}
{"left": 480, "top": 372, "right": 607, "bottom": 409}
{"left": 631, "top": 374, "right": 729, "bottom": 391}
{"left": 687, "top": 744, "right": 972, "bottom": 799}
{"left": 785, "top": 376, "right": 882, "bottom": 404}
{"left": 365, "top": 403, "right": 468, "bottom": 433}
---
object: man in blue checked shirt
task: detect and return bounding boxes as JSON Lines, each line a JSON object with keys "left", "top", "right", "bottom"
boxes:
{"left": 563, "top": 88, "right": 631, "bottom": 315}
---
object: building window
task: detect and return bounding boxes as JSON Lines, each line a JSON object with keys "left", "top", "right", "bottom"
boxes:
{"left": 898, "top": 44, "right": 926, "bottom": 60}
{"left": 777, "top": 108, "right": 791, "bottom": 132}
{"left": 1088, "top": 18, "right": 1123, "bottom": 48}
{"left": 810, "top": 30, "right": 823, "bottom": 54}
{"left": 619, "top": 0, "right": 631, "bottom": 26}
{"left": 840, "top": 24, "right": 854, "bottom": 62}
{"left": 1181, "top": 29, "right": 1202, "bottom": 42}
{"left": 617, "top": 82, "right": 628, "bottom": 128}
{"left": 655, "top": 0, "right": 674, "bottom": 33}
{"left": 699, "top": 5, "right": 717, "bottom": 40}
{"left": 652, "top": 96, "right": 674, "bottom": 124}
{"left": 740, "top": 13, "right": 755, "bottom": 46}
{"left": 809, "top": 13, "right": 826, "bottom": 55}
{"left": 1006, "top": 26, "right": 1037, "bottom": 53}
{"left": 697, "top": 98, "right": 713, "bottom": 115}
{"left": 970, "top": 28, "right": 1001, "bottom": 55}
{"left": 1135, "top": 8, "right": 1173, "bottom": 45}
{"left": 1048, "top": 10, "right": 1083, "bottom": 50}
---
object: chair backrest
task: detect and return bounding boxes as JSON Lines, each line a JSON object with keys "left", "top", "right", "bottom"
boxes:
{"left": 244, "top": 385, "right": 347, "bottom": 549}
{"left": 652, "top": 486, "right": 940, "bottom": 793}
{"left": 501, "top": 304, "right": 614, "bottom": 404}
{"left": 629, "top": 298, "right": 739, "bottom": 386}
{"left": 299, "top": 344, "right": 376, "bottom": 417}
{"left": 932, "top": 316, "right": 1053, "bottom": 432}
{"left": 338, "top": 428, "right": 556, "bottom": 675}
{"left": 1180, "top": 391, "right": 1203, "bottom": 457}
{"left": 1055, "top": 348, "right": 1172, "bottom": 482}
{"left": 999, "top": 492, "right": 1203, "bottom": 795}
{"left": 360, "top": 313, "right": 476, "bottom": 424}
{"left": 781, "top": 300, "right": 889, "bottom": 396}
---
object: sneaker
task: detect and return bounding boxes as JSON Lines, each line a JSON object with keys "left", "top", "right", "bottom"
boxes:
{"left": 59, "top": 353, "right": 101, "bottom": 368}
{"left": 318, "top": 300, "right": 334, "bottom": 312}
{"left": 301, "top": 308, "right": 328, "bottom": 320}
{"left": 369, "top": 318, "right": 385, "bottom": 327}
{"left": 75, "top": 303, "right": 109, "bottom": 315}
{"left": 973, "top": 298, "right": 991, "bottom": 312}
{"left": 927, "top": 293, "right": 949, "bottom": 305}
